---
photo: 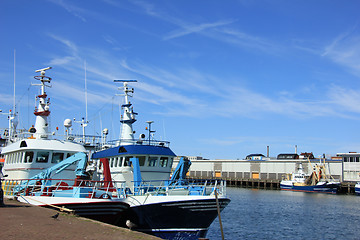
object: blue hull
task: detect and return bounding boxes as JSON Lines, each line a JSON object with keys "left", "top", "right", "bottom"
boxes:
{"left": 280, "top": 183, "right": 339, "bottom": 194}
{"left": 355, "top": 185, "right": 360, "bottom": 195}
{"left": 120, "top": 198, "right": 231, "bottom": 240}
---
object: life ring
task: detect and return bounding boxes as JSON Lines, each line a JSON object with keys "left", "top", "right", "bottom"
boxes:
{"left": 99, "top": 193, "right": 111, "bottom": 199}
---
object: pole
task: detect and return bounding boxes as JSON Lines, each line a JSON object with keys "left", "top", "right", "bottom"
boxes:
{"left": 214, "top": 189, "right": 225, "bottom": 240}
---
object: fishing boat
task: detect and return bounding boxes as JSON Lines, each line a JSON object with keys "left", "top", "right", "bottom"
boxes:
{"left": 4, "top": 71, "right": 230, "bottom": 240}
{"left": 280, "top": 161, "right": 340, "bottom": 194}
{"left": 1, "top": 67, "right": 87, "bottom": 180}
{"left": 355, "top": 183, "right": 360, "bottom": 195}
{"left": 91, "top": 80, "right": 230, "bottom": 240}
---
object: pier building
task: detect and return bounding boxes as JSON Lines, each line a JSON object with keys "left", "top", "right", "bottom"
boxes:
{"left": 174, "top": 152, "right": 360, "bottom": 183}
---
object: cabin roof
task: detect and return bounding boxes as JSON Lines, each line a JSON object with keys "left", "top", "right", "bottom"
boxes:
{"left": 92, "top": 144, "right": 176, "bottom": 159}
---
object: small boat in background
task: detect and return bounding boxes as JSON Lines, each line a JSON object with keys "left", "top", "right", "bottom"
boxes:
{"left": 280, "top": 160, "right": 340, "bottom": 194}
{"left": 355, "top": 183, "right": 360, "bottom": 195}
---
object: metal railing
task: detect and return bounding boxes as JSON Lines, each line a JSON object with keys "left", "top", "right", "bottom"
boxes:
{"left": 2, "top": 178, "right": 227, "bottom": 199}
{"left": 2, "top": 178, "right": 127, "bottom": 199}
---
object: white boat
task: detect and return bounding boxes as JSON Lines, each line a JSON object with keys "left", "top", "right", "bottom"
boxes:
{"left": 280, "top": 161, "right": 340, "bottom": 194}
{"left": 91, "top": 80, "right": 230, "bottom": 240}
{"left": 4, "top": 73, "right": 230, "bottom": 240}
{"left": 355, "top": 183, "right": 360, "bottom": 195}
{"left": 2, "top": 67, "right": 87, "bottom": 180}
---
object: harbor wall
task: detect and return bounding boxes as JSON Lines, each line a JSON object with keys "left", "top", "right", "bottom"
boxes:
{"left": 173, "top": 159, "right": 343, "bottom": 181}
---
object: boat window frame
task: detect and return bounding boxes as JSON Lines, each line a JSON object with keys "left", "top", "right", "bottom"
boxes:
{"left": 118, "top": 157, "right": 123, "bottom": 167}
{"left": 52, "top": 152, "right": 65, "bottom": 164}
{"left": 159, "top": 156, "right": 168, "bottom": 167}
{"left": 137, "top": 156, "right": 146, "bottom": 166}
{"left": 35, "top": 151, "right": 50, "bottom": 163}
{"left": 24, "top": 151, "right": 34, "bottom": 163}
{"left": 148, "top": 156, "right": 158, "bottom": 167}
{"left": 110, "top": 158, "right": 114, "bottom": 168}
{"left": 124, "top": 156, "right": 132, "bottom": 167}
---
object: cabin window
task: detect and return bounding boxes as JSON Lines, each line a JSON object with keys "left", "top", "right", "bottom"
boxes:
{"left": 350, "top": 157, "right": 354, "bottom": 162}
{"left": 36, "top": 151, "right": 49, "bottom": 163}
{"left": 124, "top": 156, "right": 132, "bottom": 166}
{"left": 138, "top": 156, "right": 146, "bottom": 166}
{"left": 66, "top": 152, "right": 75, "bottom": 158}
{"left": 169, "top": 157, "right": 173, "bottom": 167}
{"left": 160, "top": 157, "right": 168, "bottom": 167}
{"left": 148, "top": 157, "right": 158, "bottom": 167}
{"left": 344, "top": 157, "right": 348, "bottom": 162}
{"left": 24, "top": 151, "right": 34, "bottom": 163}
{"left": 52, "top": 152, "right": 64, "bottom": 163}
{"left": 356, "top": 157, "right": 360, "bottom": 162}
{"left": 110, "top": 158, "right": 114, "bottom": 168}
{"left": 114, "top": 157, "right": 118, "bottom": 167}
{"left": 18, "top": 152, "right": 24, "bottom": 163}
{"left": 118, "top": 157, "right": 123, "bottom": 167}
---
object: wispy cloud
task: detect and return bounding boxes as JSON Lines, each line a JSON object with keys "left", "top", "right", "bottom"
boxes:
{"left": 328, "top": 85, "right": 360, "bottom": 113}
{"left": 163, "top": 20, "right": 236, "bottom": 40}
{"left": 41, "top": 35, "right": 360, "bottom": 121}
{"left": 130, "top": 0, "right": 282, "bottom": 54}
{"left": 47, "top": 0, "right": 87, "bottom": 22}
{"left": 213, "top": 28, "right": 282, "bottom": 54}
{"left": 322, "top": 29, "right": 360, "bottom": 77}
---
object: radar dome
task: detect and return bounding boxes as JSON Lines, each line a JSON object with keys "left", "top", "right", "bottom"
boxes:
{"left": 64, "top": 119, "right": 72, "bottom": 128}
{"left": 103, "top": 128, "right": 109, "bottom": 135}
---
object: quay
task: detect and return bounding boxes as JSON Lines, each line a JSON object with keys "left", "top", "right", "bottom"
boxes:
{"left": 1, "top": 198, "right": 160, "bottom": 240}
{"left": 190, "top": 177, "right": 356, "bottom": 194}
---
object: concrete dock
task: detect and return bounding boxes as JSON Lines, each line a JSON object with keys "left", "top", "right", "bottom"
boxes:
{"left": 1, "top": 198, "right": 161, "bottom": 240}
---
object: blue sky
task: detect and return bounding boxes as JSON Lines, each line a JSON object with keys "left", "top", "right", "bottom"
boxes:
{"left": 1, "top": 0, "right": 360, "bottom": 159}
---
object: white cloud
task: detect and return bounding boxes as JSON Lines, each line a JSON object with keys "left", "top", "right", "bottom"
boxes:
{"left": 163, "top": 20, "right": 236, "bottom": 40}
{"left": 322, "top": 30, "right": 360, "bottom": 77}
{"left": 328, "top": 85, "right": 360, "bottom": 113}
{"left": 48, "top": 0, "right": 87, "bottom": 22}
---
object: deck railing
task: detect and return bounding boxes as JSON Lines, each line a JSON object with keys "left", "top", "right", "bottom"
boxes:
{"left": 2, "top": 178, "right": 227, "bottom": 198}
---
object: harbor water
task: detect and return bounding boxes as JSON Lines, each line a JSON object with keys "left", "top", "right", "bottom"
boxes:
{"left": 207, "top": 187, "right": 360, "bottom": 240}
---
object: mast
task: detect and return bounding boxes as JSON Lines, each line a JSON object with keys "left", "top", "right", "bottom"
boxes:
{"left": 74, "top": 62, "right": 89, "bottom": 144}
{"left": 32, "top": 67, "right": 52, "bottom": 139}
{"left": 114, "top": 80, "right": 137, "bottom": 145}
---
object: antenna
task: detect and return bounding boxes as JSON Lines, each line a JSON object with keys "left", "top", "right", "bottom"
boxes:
{"left": 146, "top": 121, "right": 155, "bottom": 144}
{"left": 13, "top": 49, "right": 16, "bottom": 117}
{"left": 35, "top": 67, "right": 52, "bottom": 73}
{"left": 84, "top": 60, "right": 88, "bottom": 123}
{"left": 114, "top": 80, "right": 137, "bottom": 82}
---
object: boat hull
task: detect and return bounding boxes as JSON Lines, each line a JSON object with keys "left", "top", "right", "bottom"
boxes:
{"left": 17, "top": 195, "right": 130, "bottom": 225}
{"left": 280, "top": 182, "right": 340, "bottom": 194}
{"left": 355, "top": 184, "right": 360, "bottom": 195}
{"left": 120, "top": 196, "right": 231, "bottom": 240}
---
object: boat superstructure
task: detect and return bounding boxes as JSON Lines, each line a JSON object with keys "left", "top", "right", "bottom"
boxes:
{"left": 92, "top": 80, "right": 176, "bottom": 185}
{"left": 2, "top": 67, "right": 87, "bottom": 180}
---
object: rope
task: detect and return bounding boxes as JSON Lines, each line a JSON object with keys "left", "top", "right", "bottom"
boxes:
{"left": 18, "top": 195, "right": 74, "bottom": 213}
